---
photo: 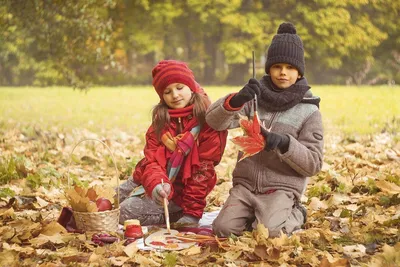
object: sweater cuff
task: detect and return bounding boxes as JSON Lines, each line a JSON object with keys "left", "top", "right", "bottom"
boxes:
{"left": 223, "top": 93, "right": 244, "bottom": 111}
{"left": 278, "top": 134, "right": 290, "bottom": 153}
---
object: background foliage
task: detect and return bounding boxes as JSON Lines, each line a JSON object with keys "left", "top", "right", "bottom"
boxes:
{"left": 1, "top": 0, "right": 399, "bottom": 88}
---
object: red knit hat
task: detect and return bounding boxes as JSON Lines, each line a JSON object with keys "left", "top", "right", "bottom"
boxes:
{"left": 152, "top": 60, "right": 199, "bottom": 99}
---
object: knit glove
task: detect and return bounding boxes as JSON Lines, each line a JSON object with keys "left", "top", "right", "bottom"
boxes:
{"left": 151, "top": 183, "right": 171, "bottom": 206}
{"left": 229, "top": 78, "right": 261, "bottom": 108}
{"left": 176, "top": 215, "right": 200, "bottom": 224}
{"left": 260, "top": 127, "right": 290, "bottom": 153}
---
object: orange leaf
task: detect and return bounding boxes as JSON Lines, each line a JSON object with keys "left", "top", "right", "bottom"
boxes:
{"left": 232, "top": 114, "right": 265, "bottom": 161}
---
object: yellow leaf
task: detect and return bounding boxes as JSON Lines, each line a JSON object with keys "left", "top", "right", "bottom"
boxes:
{"left": 109, "top": 256, "right": 129, "bottom": 266}
{"left": 224, "top": 250, "right": 242, "bottom": 260}
{"left": 30, "top": 233, "right": 66, "bottom": 247}
{"left": 375, "top": 180, "right": 400, "bottom": 194}
{"left": 257, "top": 223, "right": 269, "bottom": 239}
{"left": 319, "top": 256, "right": 349, "bottom": 267}
{"left": 2, "top": 243, "right": 35, "bottom": 254}
{"left": 74, "top": 185, "right": 87, "bottom": 197}
{"left": 41, "top": 221, "right": 67, "bottom": 236}
{"left": 0, "top": 207, "right": 15, "bottom": 219}
{"left": 88, "top": 252, "right": 102, "bottom": 263}
{"left": 181, "top": 245, "right": 201, "bottom": 255}
{"left": 123, "top": 242, "right": 138, "bottom": 258}
{"left": 93, "top": 185, "right": 116, "bottom": 204}
{"left": 86, "top": 201, "right": 99, "bottom": 212}
{"left": 342, "top": 244, "right": 366, "bottom": 258}
{"left": 34, "top": 196, "right": 49, "bottom": 209}
{"left": 0, "top": 250, "right": 18, "bottom": 267}
{"left": 134, "top": 254, "right": 161, "bottom": 266}
{"left": 309, "top": 197, "right": 329, "bottom": 211}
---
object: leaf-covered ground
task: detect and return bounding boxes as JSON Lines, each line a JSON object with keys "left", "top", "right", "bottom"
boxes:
{"left": 0, "top": 127, "right": 399, "bottom": 267}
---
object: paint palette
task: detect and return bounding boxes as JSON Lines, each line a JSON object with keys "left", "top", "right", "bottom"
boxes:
{"left": 144, "top": 229, "right": 196, "bottom": 251}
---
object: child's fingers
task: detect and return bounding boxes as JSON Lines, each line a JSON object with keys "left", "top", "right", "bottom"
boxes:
{"left": 162, "top": 184, "right": 171, "bottom": 194}
{"left": 158, "top": 189, "right": 168, "bottom": 198}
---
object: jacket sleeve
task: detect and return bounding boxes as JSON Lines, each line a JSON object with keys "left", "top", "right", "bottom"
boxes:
{"left": 277, "top": 111, "right": 324, "bottom": 177}
{"left": 181, "top": 125, "right": 228, "bottom": 218}
{"left": 132, "top": 127, "right": 171, "bottom": 198}
{"left": 205, "top": 94, "right": 250, "bottom": 131}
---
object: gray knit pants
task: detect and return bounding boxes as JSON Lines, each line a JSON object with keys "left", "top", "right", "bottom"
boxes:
{"left": 212, "top": 184, "right": 305, "bottom": 237}
{"left": 118, "top": 177, "right": 184, "bottom": 225}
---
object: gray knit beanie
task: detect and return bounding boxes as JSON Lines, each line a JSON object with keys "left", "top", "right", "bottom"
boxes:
{"left": 265, "top": 22, "right": 305, "bottom": 76}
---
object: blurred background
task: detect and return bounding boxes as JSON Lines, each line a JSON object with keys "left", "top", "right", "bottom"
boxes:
{"left": 1, "top": 0, "right": 399, "bottom": 89}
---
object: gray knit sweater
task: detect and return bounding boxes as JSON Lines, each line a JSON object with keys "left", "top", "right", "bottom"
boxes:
{"left": 205, "top": 90, "right": 324, "bottom": 200}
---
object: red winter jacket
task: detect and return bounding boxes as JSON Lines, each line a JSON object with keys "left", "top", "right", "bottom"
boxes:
{"left": 133, "top": 116, "right": 227, "bottom": 218}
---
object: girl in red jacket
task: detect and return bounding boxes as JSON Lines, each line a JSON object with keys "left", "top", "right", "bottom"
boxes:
{"left": 119, "top": 60, "right": 227, "bottom": 225}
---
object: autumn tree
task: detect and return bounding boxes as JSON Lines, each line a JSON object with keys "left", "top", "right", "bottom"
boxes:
{"left": 0, "top": 0, "right": 115, "bottom": 88}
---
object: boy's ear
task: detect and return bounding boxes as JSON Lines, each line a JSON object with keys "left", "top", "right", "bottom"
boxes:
{"left": 298, "top": 74, "right": 301, "bottom": 78}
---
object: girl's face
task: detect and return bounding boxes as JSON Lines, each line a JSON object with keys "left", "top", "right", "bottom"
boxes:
{"left": 269, "top": 63, "right": 301, "bottom": 89}
{"left": 162, "top": 83, "right": 193, "bottom": 109}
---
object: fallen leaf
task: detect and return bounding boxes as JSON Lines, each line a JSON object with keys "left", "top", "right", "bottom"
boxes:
{"left": 343, "top": 244, "right": 366, "bottom": 258}
{"left": 30, "top": 233, "right": 66, "bottom": 247}
{"left": 123, "top": 242, "right": 138, "bottom": 258}
{"left": 319, "top": 256, "right": 349, "bottom": 267}
{"left": 41, "top": 221, "right": 67, "bottom": 236}
{"left": 309, "top": 197, "right": 329, "bottom": 211}
{"left": 0, "top": 250, "right": 18, "bottom": 267}
{"left": 375, "top": 180, "right": 400, "bottom": 194}
{"left": 109, "top": 256, "right": 129, "bottom": 266}
{"left": 224, "top": 250, "right": 242, "bottom": 260}
{"left": 181, "top": 245, "right": 201, "bottom": 255}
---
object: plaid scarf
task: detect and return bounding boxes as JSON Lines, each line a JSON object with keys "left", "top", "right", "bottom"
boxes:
{"left": 161, "top": 125, "right": 200, "bottom": 182}
{"left": 130, "top": 105, "right": 200, "bottom": 197}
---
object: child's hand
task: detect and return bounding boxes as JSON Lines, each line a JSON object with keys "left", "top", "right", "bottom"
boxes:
{"left": 260, "top": 127, "right": 290, "bottom": 153}
{"left": 151, "top": 183, "right": 171, "bottom": 205}
{"left": 229, "top": 78, "right": 261, "bottom": 108}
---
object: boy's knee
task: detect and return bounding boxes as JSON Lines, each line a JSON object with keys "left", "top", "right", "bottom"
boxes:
{"left": 212, "top": 220, "right": 230, "bottom": 237}
{"left": 212, "top": 217, "right": 240, "bottom": 237}
{"left": 267, "top": 227, "right": 284, "bottom": 238}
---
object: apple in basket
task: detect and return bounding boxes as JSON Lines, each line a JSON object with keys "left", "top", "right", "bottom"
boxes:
{"left": 96, "top": 197, "right": 113, "bottom": 211}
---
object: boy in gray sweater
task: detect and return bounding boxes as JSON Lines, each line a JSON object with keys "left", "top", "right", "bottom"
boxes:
{"left": 206, "top": 22, "right": 324, "bottom": 237}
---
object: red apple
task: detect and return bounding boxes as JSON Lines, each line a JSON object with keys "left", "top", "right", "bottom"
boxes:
{"left": 96, "top": 197, "right": 112, "bottom": 212}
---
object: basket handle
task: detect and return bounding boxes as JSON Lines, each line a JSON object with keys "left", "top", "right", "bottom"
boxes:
{"left": 66, "top": 138, "right": 120, "bottom": 208}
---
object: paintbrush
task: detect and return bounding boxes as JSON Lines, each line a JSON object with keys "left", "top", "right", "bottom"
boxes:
{"left": 165, "top": 235, "right": 227, "bottom": 243}
{"left": 161, "top": 178, "right": 171, "bottom": 233}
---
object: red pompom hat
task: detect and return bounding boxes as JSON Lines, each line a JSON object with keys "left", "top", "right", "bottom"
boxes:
{"left": 152, "top": 60, "right": 199, "bottom": 99}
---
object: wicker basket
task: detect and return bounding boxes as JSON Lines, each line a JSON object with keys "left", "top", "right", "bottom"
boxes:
{"left": 67, "top": 138, "right": 120, "bottom": 232}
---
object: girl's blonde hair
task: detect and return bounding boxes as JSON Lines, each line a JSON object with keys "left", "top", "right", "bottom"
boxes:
{"left": 151, "top": 93, "right": 209, "bottom": 140}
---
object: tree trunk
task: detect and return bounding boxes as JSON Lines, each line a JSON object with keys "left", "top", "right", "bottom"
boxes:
{"left": 203, "top": 35, "right": 217, "bottom": 84}
{"left": 225, "top": 62, "right": 250, "bottom": 85}
{"left": 203, "top": 22, "right": 222, "bottom": 84}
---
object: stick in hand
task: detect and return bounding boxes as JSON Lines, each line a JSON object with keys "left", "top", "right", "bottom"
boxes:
{"left": 161, "top": 178, "right": 171, "bottom": 233}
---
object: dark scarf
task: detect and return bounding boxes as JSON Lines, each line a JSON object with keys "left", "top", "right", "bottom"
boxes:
{"left": 258, "top": 75, "right": 319, "bottom": 111}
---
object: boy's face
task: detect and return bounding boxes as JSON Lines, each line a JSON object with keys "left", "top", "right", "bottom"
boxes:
{"left": 269, "top": 63, "right": 301, "bottom": 89}
{"left": 162, "top": 83, "right": 192, "bottom": 109}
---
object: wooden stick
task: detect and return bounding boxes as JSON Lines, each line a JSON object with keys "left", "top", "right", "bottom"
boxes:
{"left": 161, "top": 179, "right": 171, "bottom": 233}
{"left": 166, "top": 235, "right": 227, "bottom": 243}
{"left": 252, "top": 50, "right": 256, "bottom": 79}
{"left": 252, "top": 50, "right": 259, "bottom": 115}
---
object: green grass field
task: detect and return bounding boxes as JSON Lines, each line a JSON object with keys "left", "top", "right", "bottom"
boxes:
{"left": 1, "top": 85, "right": 399, "bottom": 135}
